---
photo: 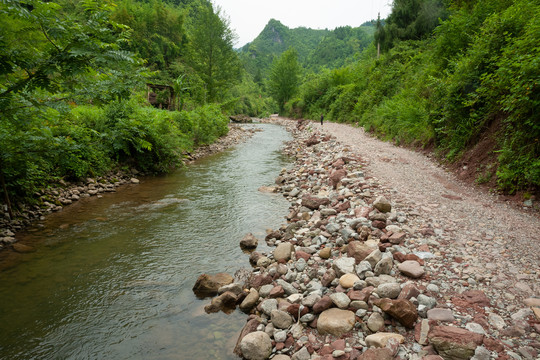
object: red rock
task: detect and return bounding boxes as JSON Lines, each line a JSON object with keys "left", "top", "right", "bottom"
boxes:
{"left": 428, "top": 325, "right": 484, "bottom": 359}
{"left": 249, "top": 273, "right": 273, "bottom": 289}
{"left": 373, "top": 298, "right": 418, "bottom": 328}
{"left": 389, "top": 232, "right": 406, "bottom": 244}
{"left": 296, "top": 250, "right": 311, "bottom": 261}
{"left": 372, "top": 220, "right": 387, "bottom": 229}
{"left": 398, "top": 283, "right": 421, "bottom": 300}
{"left": 461, "top": 290, "right": 491, "bottom": 307}
{"left": 417, "top": 244, "right": 430, "bottom": 252}
{"left": 332, "top": 339, "right": 346, "bottom": 351}
{"left": 275, "top": 342, "right": 284, "bottom": 351}
{"left": 332, "top": 158, "right": 345, "bottom": 168}
{"left": 287, "top": 303, "right": 309, "bottom": 320}
{"left": 357, "top": 348, "right": 393, "bottom": 360}
{"left": 269, "top": 285, "right": 285, "bottom": 298}
{"left": 378, "top": 243, "right": 392, "bottom": 252}
{"left": 348, "top": 287, "right": 374, "bottom": 302}
{"left": 302, "top": 195, "right": 331, "bottom": 210}
{"left": 284, "top": 335, "right": 294, "bottom": 348}
{"left": 483, "top": 337, "right": 506, "bottom": 353}
{"left": 355, "top": 207, "right": 371, "bottom": 219}
{"left": 306, "top": 134, "right": 320, "bottom": 146}
{"left": 322, "top": 270, "right": 337, "bottom": 287}
{"left": 393, "top": 252, "right": 424, "bottom": 265}
{"left": 347, "top": 241, "right": 373, "bottom": 264}
{"left": 233, "top": 318, "right": 261, "bottom": 356}
{"left": 320, "top": 345, "right": 333, "bottom": 355}
{"left": 313, "top": 295, "right": 333, "bottom": 314}
{"left": 330, "top": 168, "right": 348, "bottom": 189}
{"left": 335, "top": 200, "right": 351, "bottom": 213}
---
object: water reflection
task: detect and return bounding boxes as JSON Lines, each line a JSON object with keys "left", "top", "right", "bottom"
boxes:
{"left": 0, "top": 123, "right": 291, "bottom": 360}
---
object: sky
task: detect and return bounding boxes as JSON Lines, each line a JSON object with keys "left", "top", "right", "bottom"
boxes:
{"left": 211, "top": 0, "right": 393, "bottom": 47}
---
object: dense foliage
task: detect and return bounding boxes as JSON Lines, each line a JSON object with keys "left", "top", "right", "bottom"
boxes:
{"left": 283, "top": 0, "right": 539, "bottom": 193}
{"left": 0, "top": 0, "right": 238, "bottom": 213}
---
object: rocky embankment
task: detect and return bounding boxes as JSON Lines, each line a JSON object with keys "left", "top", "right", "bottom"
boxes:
{"left": 195, "top": 119, "right": 539, "bottom": 360}
{"left": 0, "top": 124, "right": 255, "bottom": 251}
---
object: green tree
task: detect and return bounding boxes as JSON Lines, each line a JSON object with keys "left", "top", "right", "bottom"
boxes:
{"left": 188, "top": 3, "right": 241, "bottom": 102}
{"left": 268, "top": 48, "right": 301, "bottom": 112}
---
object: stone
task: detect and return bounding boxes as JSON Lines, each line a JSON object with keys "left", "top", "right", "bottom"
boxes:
{"left": 428, "top": 325, "right": 484, "bottom": 360}
{"left": 367, "top": 312, "right": 385, "bottom": 332}
{"left": 373, "top": 196, "right": 391, "bottom": 213}
{"left": 276, "top": 279, "right": 298, "bottom": 295}
{"left": 313, "top": 296, "right": 333, "bottom": 314}
{"left": 240, "top": 233, "right": 259, "bottom": 249}
{"left": 272, "top": 355, "right": 291, "bottom": 360}
{"left": 375, "top": 283, "right": 402, "bottom": 299}
{"left": 234, "top": 318, "right": 262, "bottom": 356}
{"left": 319, "top": 247, "right": 332, "bottom": 259}
{"left": 373, "top": 298, "right": 418, "bottom": 328}
{"left": 330, "top": 292, "right": 351, "bottom": 309}
{"left": 330, "top": 168, "right": 347, "bottom": 189}
{"left": 12, "top": 243, "right": 35, "bottom": 253}
{"left": 364, "top": 249, "right": 383, "bottom": 268}
{"left": 339, "top": 273, "right": 361, "bottom": 289}
{"left": 260, "top": 298, "right": 278, "bottom": 316}
{"left": 388, "top": 232, "right": 406, "bottom": 244}
{"left": 365, "top": 332, "right": 405, "bottom": 348}
{"left": 317, "top": 308, "right": 356, "bottom": 336}
{"left": 398, "top": 283, "right": 421, "bottom": 300}
{"left": 524, "top": 298, "right": 540, "bottom": 308}
{"left": 291, "top": 346, "right": 310, "bottom": 360}
{"left": 465, "top": 322, "right": 486, "bottom": 334}
{"left": 192, "top": 273, "right": 234, "bottom": 296}
{"left": 301, "top": 195, "right": 330, "bottom": 210}
{"left": 398, "top": 260, "right": 425, "bottom": 278}
{"left": 218, "top": 283, "right": 243, "bottom": 296}
{"left": 240, "top": 289, "right": 260, "bottom": 311}
{"left": 333, "top": 256, "right": 356, "bottom": 276}
{"left": 461, "top": 290, "right": 490, "bottom": 307}
{"left": 274, "top": 242, "right": 294, "bottom": 262}
{"left": 427, "top": 308, "right": 455, "bottom": 322}
{"left": 271, "top": 309, "right": 293, "bottom": 329}
{"left": 357, "top": 348, "right": 393, "bottom": 360}
{"left": 488, "top": 313, "right": 506, "bottom": 330}
{"left": 239, "top": 331, "right": 272, "bottom": 360}
{"left": 373, "top": 256, "right": 393, "bottom": 276}
{"left": 347, "top": 241, "right": 374, "bottom": 264}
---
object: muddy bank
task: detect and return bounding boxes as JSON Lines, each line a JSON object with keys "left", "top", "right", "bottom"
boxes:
{"left": 0, "top": 123, "right": 255, "bottom": 251}
{"left": 199, "top": 119, "right": 538, "bottom": 360}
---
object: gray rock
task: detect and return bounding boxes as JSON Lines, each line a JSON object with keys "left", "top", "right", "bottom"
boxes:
{"left": 374, "top": 256, "right": 393, "bottom": 275}
{"left": 274, "top": 242, "right": 294, "bottom": 262}
{"left": 276, "top": 279, "right": 299, "bottom": 295}
{"left": 356, "top": 261, "right": 373, "bottom": 279}
{"left": 302, "top": 293, "right": 321, "bottom": 307}
{"left": 488, "top": 313, "right": 506, "bottom": 330}
{"left": 375, "top": 283, "right": 402, "bottom": 299}
{"left": 259, "top": 284, "right": 274, "bottom": 298}
{"left": 274, "top": 329, "right": 287, "bottom": 343}
{"left": 466, "top": 322, "right": 486, "bottom": 335}
{"left": 300, "top": 313, "right": 316, "bottom": 323}
{"left": 398, "top": 260, "right": 425, "bottom": 278}
{"left": 373, "top": 196, "right": 392, "bottom": 213}
{"left": 326, "top": 223, "right": 341, "bottom": 234}
{"left": 427, "top": 308, "right": 455, "bottom": 322}
{"left": 364, "top": 249, "right": 383, "bottom": 268}
{"left": 239, "top": 331, "right": 272, "bottom": 360}
{"left": 418, "top": 294, "right": 437, "bottom": 309}
{"left": 472, "top": 346, "right": 492, "bottom": 360}
{"left": 260, "top": 298, "right": 278, "bottom": 316}
{"left": 330, "top": 292, "right": 351, "bottom": 309}
{"left": 295, "top": 258, "right": 307, "bottom": 272}
{"left": 291, "top": 346, "right": 310, "bottom": 360}
{"left": 271, "top": 309, "right": 293, "bottom": 329}
{"left": 367, "top": 312, "right": 385, "bottom": 332}
{"left": 334, "top": 256, "right": 356, "bottom": 276}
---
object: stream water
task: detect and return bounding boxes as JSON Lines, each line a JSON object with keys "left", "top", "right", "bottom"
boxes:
{"left": 0, "top": 123, "right": 291, "bottom": 360}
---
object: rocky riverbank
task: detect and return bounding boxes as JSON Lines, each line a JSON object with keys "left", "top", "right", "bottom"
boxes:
{"left": 0, "top": 123, "right": 255, "bottom": 252}
{"left": 197, "top": 119, "right": 539, "bottom": 360}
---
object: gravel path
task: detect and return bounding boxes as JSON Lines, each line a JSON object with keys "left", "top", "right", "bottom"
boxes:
{"left": 314, "top": 121, "right": 540, "bottom": 288}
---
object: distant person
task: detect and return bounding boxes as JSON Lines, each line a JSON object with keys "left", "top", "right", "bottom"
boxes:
{"left": 320, "top": 114, "right": 324, "bottom": 126}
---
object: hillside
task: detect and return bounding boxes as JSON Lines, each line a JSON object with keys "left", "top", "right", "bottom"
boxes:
{"left": 239, "top": 19, "right": 375, "bottom": 78}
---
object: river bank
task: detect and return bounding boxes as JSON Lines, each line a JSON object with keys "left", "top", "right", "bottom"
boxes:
{"left": 200, "top": 118, "right": 538, "bottom": 359}
{"left": 0, "top": 123, "right": 255, "bottom": 252}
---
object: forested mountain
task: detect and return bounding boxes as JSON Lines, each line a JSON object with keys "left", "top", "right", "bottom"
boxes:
{"left": 239, "top": 19, "right": 375, "bottom": 78}
{"left": 279, "top": 0, "right": 539, "bottom": 194}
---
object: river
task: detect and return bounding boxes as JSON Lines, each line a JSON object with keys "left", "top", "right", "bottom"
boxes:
{"left": 0, "top": 123, "right": 291, "bottom": 359}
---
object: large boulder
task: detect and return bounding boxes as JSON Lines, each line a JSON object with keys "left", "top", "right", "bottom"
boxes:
{"left": 239, "top": 331, "right": 272, "bottom": 360}
{"left": 317, "top": 308, "right": 356, "bottom": 336}
{"left": 373, "top": 298, "right": 418, "bottom": 328}
{"left": 428, "top": 326, "right": 484, "bottom": 359}
{"left": 192, "top": 273, "right": 234, "bottom": 297}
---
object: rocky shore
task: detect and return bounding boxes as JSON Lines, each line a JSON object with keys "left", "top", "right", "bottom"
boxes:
{"left": 195, "top": 119, "right": 539, "bottom": 360}
{"left": 0, "top": 123, "right": 255, "bottom": 251}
